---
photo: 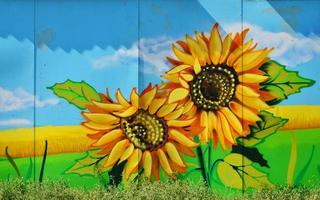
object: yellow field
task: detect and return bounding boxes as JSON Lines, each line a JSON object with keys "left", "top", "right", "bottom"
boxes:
{"left": 266, "top": 105, "right": 320, "bottom": 130}
{"left": 0, "top": 125, "right": 95, "bottom": 157}
{"left": 0, "top": 105, "right": 319, "bottom": 158}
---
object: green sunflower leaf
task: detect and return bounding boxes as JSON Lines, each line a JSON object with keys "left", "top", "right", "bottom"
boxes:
{"left": 48, "top": 80, "right": 101, "bottom": 110}
{"left": 217, "top": 153, "right": 273, "bottom": 189}
{"left": 231, "top": 144, "right": 269, "bottom": 168}
{"left": 66, "top": 162, "right": 96, "bottom": 176}
{"left": 65, "top": 150, "right": 107, "bottom": 176}
{"left": 260, "top": 60, "right": 315, "bottom": 105}
{"left": 238, "top": 111, "right": 288, "bottom": 146}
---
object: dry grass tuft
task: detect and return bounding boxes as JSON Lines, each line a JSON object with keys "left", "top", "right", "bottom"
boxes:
{"left": 0, "top": 178, "right": 319, "bottom": 200}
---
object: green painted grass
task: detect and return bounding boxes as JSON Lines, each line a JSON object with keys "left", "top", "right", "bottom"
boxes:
{"left": 0, "top": 128, "right": 319, "bottom": 189}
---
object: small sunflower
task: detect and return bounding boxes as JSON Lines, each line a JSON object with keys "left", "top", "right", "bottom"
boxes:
{"left": 161, "top": 23, "right": 273, "bottom": 150}
{"left": 82, "top": 84, "right": 199, "bottom": 180}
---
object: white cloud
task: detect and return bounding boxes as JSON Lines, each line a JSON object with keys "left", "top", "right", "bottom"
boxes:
{"left": 0, "top": 118, "right": 32, "bottom": 126}
{"left": 92, "top": 45, "right": 138, "bottom": 69}
{"left": 0, "top": 87, "right": 59, "bottom": 112}
{"left": 224, "top": 22, "right": 320, "bottom": 66}
{"left": 91, "top": 24, "right": 320, "bottom": 75}
{"left": 139, "top": 37, "right": 175, "bottom": 74}
{"left": 90, "top": 23, "right": 320, "bottom": 74}
{"left": 91, "top": 36, "right": 175, "bottom": 74}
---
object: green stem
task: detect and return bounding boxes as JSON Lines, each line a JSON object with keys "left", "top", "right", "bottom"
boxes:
{"left": 197, "top": 144, "right": 214, "bottom": 188}
{"left": 210, "top": 159, "right": 224, "bottom": 173}
{"left": 39, "top": 140, "right": 48, "bottom": 182}
{"left": 196, "top": 146, "right": 208, "bottom": 185}
{"left": 207, "top": 142, "right": 213, "bottom": 188}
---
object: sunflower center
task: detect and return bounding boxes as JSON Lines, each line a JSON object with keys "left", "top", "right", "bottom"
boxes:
{"left": 189, "top": 64, "right": 238, "bottom": 111}
{"left": 121, "top": 109, "right": 168, "bottom": 151}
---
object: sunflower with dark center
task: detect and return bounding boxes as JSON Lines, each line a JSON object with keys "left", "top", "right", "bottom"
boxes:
{"left": 161, "top": 23, "right": 273, "bottom": 150}
{"left": 81, "top": 84, "right": 199, "bottom": 180}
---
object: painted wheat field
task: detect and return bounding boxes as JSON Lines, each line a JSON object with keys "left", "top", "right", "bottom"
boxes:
{"left": 1, "top": 109, "right": 319, "bottom": 191}
{"left": 1, "top": 129, "right": 320, "bottom": 189}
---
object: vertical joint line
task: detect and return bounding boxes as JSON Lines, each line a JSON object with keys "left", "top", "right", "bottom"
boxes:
{"left": 138, "top": 0, "right": 141, "bottom": 92}
{"left": 33, "top": 0, "right": 37, "bottom": 182}
{"left": 241, "top": 0, "right": 244, "bottom": 194}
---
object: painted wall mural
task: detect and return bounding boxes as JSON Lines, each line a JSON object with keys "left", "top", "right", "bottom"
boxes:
{"left": 0, "top": 0, "right": 319, "bottom": 192}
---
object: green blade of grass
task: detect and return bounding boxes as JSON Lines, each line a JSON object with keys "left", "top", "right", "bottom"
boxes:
{"left": 24, "top": 158, "right": 33, "bottom": 181}
{"left": 295, "top": 145, "right": 315, "bottom": 185}
{"left": 39, "top": 140, "right": 48, "bottom": 182}
{"left": 5, "top": 146, "right": 21, "bottom": 177}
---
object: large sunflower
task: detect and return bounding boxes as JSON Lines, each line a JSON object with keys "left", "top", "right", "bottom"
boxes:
{"left": 81, "top": 84, "right": 199, "bottom": 180}
{"left": 161, "top": 23, "right": 273, "bottom": 150}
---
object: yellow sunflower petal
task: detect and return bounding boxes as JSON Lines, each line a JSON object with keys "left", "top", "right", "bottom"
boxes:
{"left": 234, "top": 49, "right": 273, "bottom": 72}
{"left": 93, "top": 129, "right": 124, "bottom": 146}
{"left": 168, "top": 129, "right": 198, "bottom": 148}
{"left": 217, "top": 111, "right": 235, "bottom": 143}
{"left": 166, "top": 64, "right": 191, "bottom": 74}
{"left": 238, "top": 73, "right": 269, "bottom": 83}
{"left": 193, "top": 58, "right": 202, "bottom": 74}
{"left": 172, "top": 44, "right": 194, "bottom": 65}
{"left": 113, "top": 106, "right": 137, "bottom": 118}
{"left": 164, "top": 107, "right": 184, "bottom": 120}
{"left": 185, "top": 105, "right": 197, "bottom": 117}
{"left": 178, "top": 77, "right": 190, "bottom": 89}
{"left": 207, "top": 111, "right": 217, "bottom": 137}
{"left": 234, "top": 49, "right": 265, "bottom": 69}
{"left": 92, "top": 101, "right": 125, "bottom": 112}
{"left": 216, "top": 114, "right": 226, "bottom": 150}
{"left": 148, "top": 98, "right": 166, "bottom": 114}
{"left": 227, "top": 39, "right": 254, "bottom": 66}
{"left": 236, "top": 84, "right": 260, "bottom": 97}
{"left": 157, "top": 149, "right": 173, "bottom": 175}
{"left": 195, "top": 32, "right": 211, "bottom": 64}
{"left": 167, "top": 118, "right": 196, "bottom": 127}
{"left": 119, "top": 143, "right": 134, "bottom": 163}
{"left": 229, "top": 101, "right": 261, "bottom": 122}
{"left": 168, "top": 88, "right": 189, "bottom": 104}
{"left": 116, "top": 89, "right": 131, "bottom": 107}
{"left": 180, "top": 73, "right": 194, "bottom": 81}
{"left": 125, "top": 149, "right": 142, "bottom": 179}
{"left": 83, "top": 122, "right": 119, "bottom": 131}
{"left": 130, "top": 88, "right": 139, "bottom": 108}
{"left": 104, "top": 139, "right": 129, "bottom": 168}
{"left": 157, "top": 103, "right": 178, "bottom": 118}
{"left": 183, "top": 99, "right": 194, "bottom": 114}
{"left": 220, "top": 107, "right": 243, "bottom": 135}
{"left": 165, "top": 142, "right": 185, "bottom": 167}
{"left": 172, "top": 141, "right": 196, "bottom": 157}
{"left": 186, "top": 35, "right": 206, "bottom": 64}
{"left": 159, "top": 83, "right": 168, "bottom": 90}
{"left": 140, "top": 86, "right": 157, "bottom": 110}
{"left": 200, "top": 111, "right": 209, "bottom": 143}
{"left": 237, "top": 95, "right": 270, "bottom": 111}
{"left": 143, "top": 151, "right": 152, "bottom": 179}
{"left": 161, "top": 74, "right": 180, "bottom": 83}
{"left": 209, "top": 24, "right": 222, "bottom": 65}
{"left": 219, "top": 33, "right": 232, "bottom": 64}
{"left": 82, "top": 112, "right": 119, "bottom": 124}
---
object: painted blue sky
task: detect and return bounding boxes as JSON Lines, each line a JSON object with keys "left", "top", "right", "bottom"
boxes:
{"left": 0, "top": 0, "right": 319, "bottom": 129}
